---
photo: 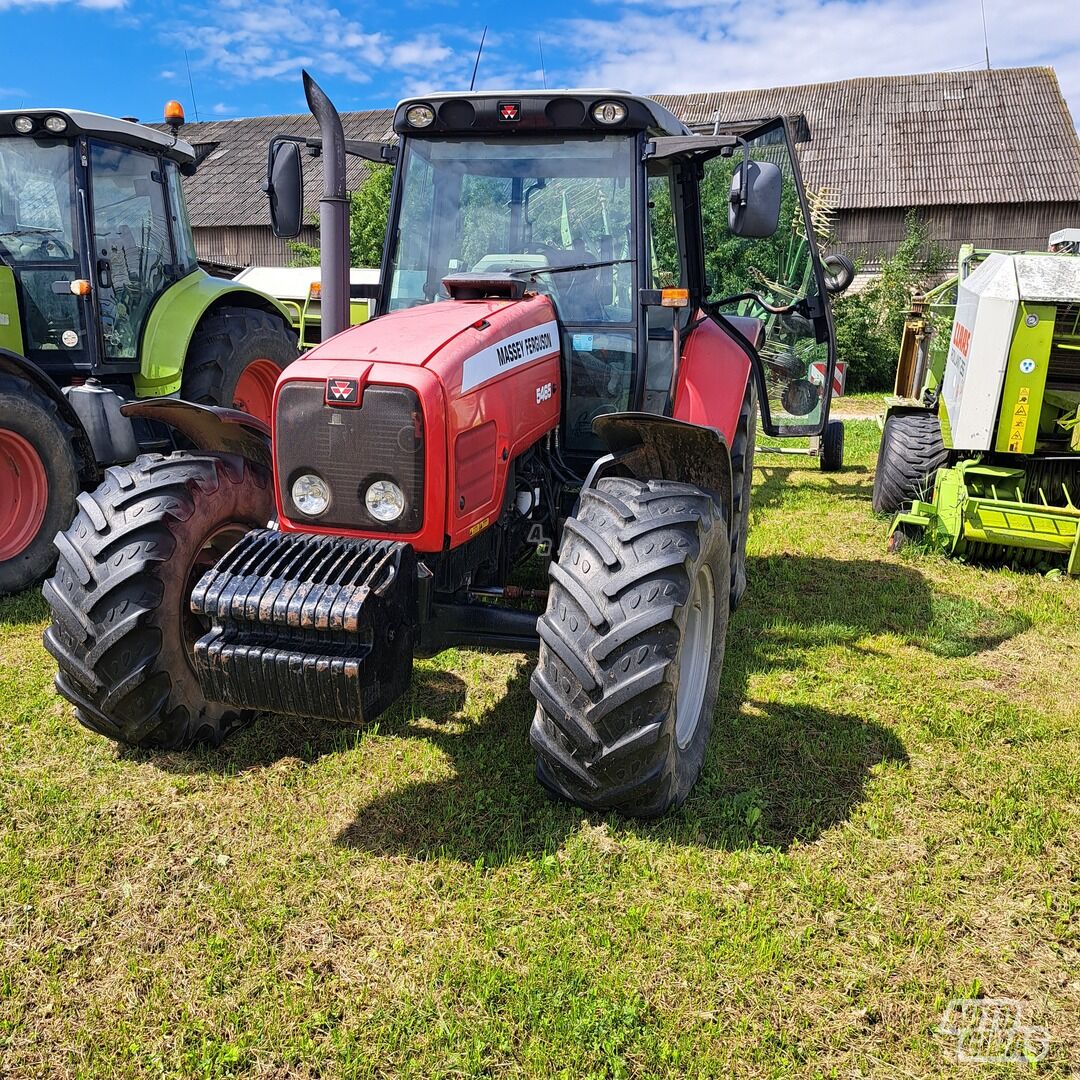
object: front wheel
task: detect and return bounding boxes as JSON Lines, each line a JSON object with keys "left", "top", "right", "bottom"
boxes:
{"left": 530, "top": 476, "right": 730, "bottom": 817}
{"left": 43, "top": 452, "right": 272, "bottom": 749}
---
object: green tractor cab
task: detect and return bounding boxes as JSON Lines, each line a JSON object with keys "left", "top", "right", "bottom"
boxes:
{"left": 0, "top": 105, "right": 299, "bottom": 595}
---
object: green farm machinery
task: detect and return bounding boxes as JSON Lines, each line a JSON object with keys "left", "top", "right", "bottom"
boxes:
{"left": 0, "top": 103, "right": 298, "bottom": 595}
{"left": 874, "top": 240, "right": 1080, "bottom": 574}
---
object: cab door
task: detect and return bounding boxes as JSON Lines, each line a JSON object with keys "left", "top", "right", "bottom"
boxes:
{"left": 697, "top": 117, "right": 838, "bottom": 437}
{"left": 88, "top": 141, "right": 175, "bottom": 363}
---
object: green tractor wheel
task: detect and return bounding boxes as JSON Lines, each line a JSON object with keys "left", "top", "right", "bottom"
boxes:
{"left": 181, "top": 307, "right": 298, "bottom": 426}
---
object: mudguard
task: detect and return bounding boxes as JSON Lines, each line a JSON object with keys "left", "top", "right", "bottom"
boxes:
{"left": 120, "top": 399, "right": 272, "bottom": 470}
{"left": 588, "top": 412, "right": 733, "bottom": 523}
{"left": 136, "top": 269, "right": 294, "bottom": 398}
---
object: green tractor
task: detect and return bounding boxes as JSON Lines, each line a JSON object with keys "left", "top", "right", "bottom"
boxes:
{"left": 874, "top": 240, "right": 1080, "bottom": 574}
{"left": 0, "top": 104, "right": 298, "bottom": 595}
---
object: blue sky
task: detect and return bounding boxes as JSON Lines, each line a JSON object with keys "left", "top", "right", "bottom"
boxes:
{"left": 1, "top": 0, "right": 1077, "bottom": 124}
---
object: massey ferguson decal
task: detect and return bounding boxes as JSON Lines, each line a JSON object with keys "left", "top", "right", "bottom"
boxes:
{"left": 460, "top": 320, "right": 560, "bottom": 392}
{"left": 325, "top": 376, "right": 360, "bottom": 405}
{"left": 498, "top": 101, "right": 521, "bottom": 122}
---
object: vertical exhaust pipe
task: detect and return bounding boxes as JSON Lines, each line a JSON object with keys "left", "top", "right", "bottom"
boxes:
{"left": 302, "top": 70, "right": 349, "bottom": 339}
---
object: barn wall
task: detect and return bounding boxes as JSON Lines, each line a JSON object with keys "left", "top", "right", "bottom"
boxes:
{"left": 193, "top": 225, "right": 319, "bottom": 270}
{"left": 832, "top": 202, "right": 1080, "bottom": 266}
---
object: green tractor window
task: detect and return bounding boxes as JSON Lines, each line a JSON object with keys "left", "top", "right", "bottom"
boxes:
{"left": 90, "top": 142, "right": 174, "bottom": 360}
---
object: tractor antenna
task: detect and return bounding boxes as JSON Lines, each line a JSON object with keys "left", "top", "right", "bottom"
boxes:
{"left": 979, "top": 0, "right": 991, "bottom": 69}
{"left": 469, "top": 26, "right": 487, "bottom": 91}
{"left": 538, "top": 35, "right": 547, "bottom": 89}
{"left": 184, "top": 50, "right": 201, "bottom": 123}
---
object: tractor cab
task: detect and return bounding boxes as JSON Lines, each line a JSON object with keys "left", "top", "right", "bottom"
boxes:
{"left": 0, "top": 109, "right": 198, "bottom": 380}
{"left": 380, "top": 92, "right": 838, "bottom": 458}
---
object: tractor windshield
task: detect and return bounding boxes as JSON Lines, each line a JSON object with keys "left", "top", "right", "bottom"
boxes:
{"left": 387, "top": 135, "right": 635, "bottom": 323}
{"left": 0, "top": 138, "right": 76, "bottom": 263}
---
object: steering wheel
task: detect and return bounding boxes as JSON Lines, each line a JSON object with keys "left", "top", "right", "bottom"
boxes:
{"left": 522, "top": 240, "right": 564, "bottom": 260}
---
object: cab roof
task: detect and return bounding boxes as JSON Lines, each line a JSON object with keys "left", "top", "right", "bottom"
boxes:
{"left": 393, "top": 90, "right": 691, "bottom": 138}
{"left": 0, "top": 109, "right": 195, "bottom": 165}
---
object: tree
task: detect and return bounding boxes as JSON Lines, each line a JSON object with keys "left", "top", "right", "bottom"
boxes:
{"left": 287, "top": 164, "right": 393, "bottom": 269}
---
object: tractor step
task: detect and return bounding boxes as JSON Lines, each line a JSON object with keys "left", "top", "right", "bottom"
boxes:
{"left": 190, "top": 529, "right": 416, "bottom": 722}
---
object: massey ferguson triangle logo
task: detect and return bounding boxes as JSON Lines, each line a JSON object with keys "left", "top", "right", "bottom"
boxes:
{"left": 499, "top": 101, "right": 521, "bottom": 121}
{"left": 325, "top": 377, "right": 359, "bottom": 404}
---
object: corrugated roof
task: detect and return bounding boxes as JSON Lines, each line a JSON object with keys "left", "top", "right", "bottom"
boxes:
{"left": 169, "top": 66, "right": 1080, "bottom": 227}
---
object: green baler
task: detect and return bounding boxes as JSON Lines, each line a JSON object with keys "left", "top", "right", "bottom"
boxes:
{"left": 874, "top": 243, "right": 1080, "bottom": 573}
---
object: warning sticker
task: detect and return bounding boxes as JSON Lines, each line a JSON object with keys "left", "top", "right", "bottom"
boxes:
{"left": 1007, "top": 386, "right": 1031, "bottom": 452}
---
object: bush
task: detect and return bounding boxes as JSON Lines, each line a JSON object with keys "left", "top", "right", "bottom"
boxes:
{"left": 288, "top": 164, "right": 393, "bottom": 269}
{"left": 833, "top": 212, "right": 948, "bottom": 392}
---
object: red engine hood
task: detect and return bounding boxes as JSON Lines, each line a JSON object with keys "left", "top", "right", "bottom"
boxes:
{"left": 300, "top": 293, "right": 559, "bottom": 382}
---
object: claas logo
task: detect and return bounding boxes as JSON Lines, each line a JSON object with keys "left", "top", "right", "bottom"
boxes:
{"left": 325, "top": 377, "right": 359, "bottom": 405}
{"left": 499, "top": 101, "right": 521, "bottom": 122}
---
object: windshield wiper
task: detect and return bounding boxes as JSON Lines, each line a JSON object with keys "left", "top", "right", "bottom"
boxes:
{"left": 504, "top": 258, "right": 633, "bottom": 278}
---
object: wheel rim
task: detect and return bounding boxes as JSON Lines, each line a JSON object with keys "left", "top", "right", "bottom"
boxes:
{"left": 0, "top": 428, "right": 49, "bottom": 561}
{"left": 675, "top": 563, "right": 716, "bottom": 749}
{"left": 232, "top": 359, "right": 280, "bottom": 426}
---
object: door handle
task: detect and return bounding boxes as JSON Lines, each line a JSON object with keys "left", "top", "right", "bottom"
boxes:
{"left": 96, "top": 258, "right": 113, "bottom": 289}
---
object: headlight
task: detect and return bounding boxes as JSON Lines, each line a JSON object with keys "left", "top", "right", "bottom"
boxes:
{"left": 13, "top": 116, "right": 34, "bottom": 134}
{"left": 365, "top": 480, "right": 405, "bottom": 522}
{"left": 591, "top": 101, "right": 627, "bottom": 125}
{"left": 291, "top": 473, "right": 330, "bottom": 516}
{"left": 405, "top": 104, "right": 435, "bottom": 128}
{"left": 44, "top": 115, "right": 68, "bottom": 134}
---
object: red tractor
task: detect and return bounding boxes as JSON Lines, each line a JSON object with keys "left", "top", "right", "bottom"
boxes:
{"left": 43, "top": 75, "right": 845, "bottom": 817}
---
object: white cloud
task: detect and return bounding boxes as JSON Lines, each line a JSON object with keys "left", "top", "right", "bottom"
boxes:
{"left": 561, "top": 0, "right": 1080, "bottom": 124}
{"left": 210, "top": 102, "right": 235, "bottom": 115}
{"left": 159, "top": 69, "right": 176, "bottom": 80}
{"left": 0, "top": 0, "right": 124, "bottom": 7}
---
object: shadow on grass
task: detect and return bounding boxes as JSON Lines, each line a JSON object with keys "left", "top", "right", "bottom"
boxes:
{"left": 328, "top": 554, "right": 1027, "bottom": 863}
{"left": 134, "top": 554, "right": 1027, "bottom": 861}
{"left": 0, "top": 588, "right": 49, "bottom": 627}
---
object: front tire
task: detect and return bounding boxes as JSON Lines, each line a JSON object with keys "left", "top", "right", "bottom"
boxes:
{"left": 181, "top": 307, "right": 298, "bottom": 427}
{"left": 872, "top": 410, "right": 947, "bottom": 514}
{"left": 729, "top": 380, "right": 757, "bottom": 609}
{"left": 820, "top": 419, "right": 844, "bottom": 473}
{"left": 0, "top": 374, "right": 80, "bottom": 596}
{"left": 43, "top": 452, "right": 272, "bottom": 749}
{"left": 530, "top": 476, "right": 730, "bottom": 817}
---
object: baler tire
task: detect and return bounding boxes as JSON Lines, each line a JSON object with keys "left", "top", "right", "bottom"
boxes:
{"left": 820, "top": 419, "right": 844, "bottom": 473}
{"left": 42, "top": 452, "right": 272, "bottom": 750}
{"left": 530, "top": 476, "right": 730, "bottom": 818}
{"left": 872, "top": 410, "right": 947, "bottom": 514}
{"left": 181, "top": 307, "right": 297, "bottom": 426}
{"left": 729, "top": 380, "right": 757, "bottom": 610}
{"left": 0, "top": 374, "right": 80, "bottom": 596}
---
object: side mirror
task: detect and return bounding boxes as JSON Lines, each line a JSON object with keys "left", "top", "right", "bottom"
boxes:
{"left": 266, "top": 138, "right": 304, "bottom": 239}
{"left": 728, "top": 160, "right": 782, "bottom": 239}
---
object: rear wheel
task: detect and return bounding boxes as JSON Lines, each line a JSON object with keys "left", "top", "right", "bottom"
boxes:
{"left": 43, "top": 452, "right": 272, "bottom": 749}
{"left": 872, "top": 410, "right": 947, "bottom": 514}
{"left": 530, "top": 476, "right": 730, "bottom": 817}
{"left": 0, "top": 374, "right": 80, "bottom": 596}
{"left": 820, "top": 419, "right": 844, "bottom": 472}
{"left": 729, "top": 380, "right": 757, "bottom": 609}
{"left": 181, "top": 307, "right": 297, "bottom": 427}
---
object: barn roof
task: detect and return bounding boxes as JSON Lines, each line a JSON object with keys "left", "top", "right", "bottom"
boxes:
{"left": 170, "top": 65, "right": 1079, "bottom": 228}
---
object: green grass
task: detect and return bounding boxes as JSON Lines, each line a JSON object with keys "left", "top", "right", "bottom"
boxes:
{"left": 2, "top": 420, "right": 1078, "bottom": 1078}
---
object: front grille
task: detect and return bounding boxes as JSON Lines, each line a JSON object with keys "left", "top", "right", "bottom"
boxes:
{"left": 276, "top": 381, "right": 425, "bottom": 532}
{"left": 1048, "top": 303, "right": 1080, "bottom": 390}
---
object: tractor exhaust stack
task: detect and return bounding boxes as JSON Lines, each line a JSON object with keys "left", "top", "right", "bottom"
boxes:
{"left": 302, "top": 70, "right": 349, "bottom": 339}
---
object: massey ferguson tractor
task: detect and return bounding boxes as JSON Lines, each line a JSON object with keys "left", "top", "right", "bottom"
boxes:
{"left": 0, "top": 103, "right": 297, "bottom": 595}
{"left": 43, "top": 74, "right": 845, "bottom": 816}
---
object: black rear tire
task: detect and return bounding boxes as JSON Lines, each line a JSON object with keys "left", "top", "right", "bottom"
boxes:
{"left": 820, "top": 419, "right": 844, "bottom": 473}
{"left": 0, "top": 374, "right": 80, "bottom": 596}
{"left": 530, "top": 476, "right": 730, "bottom": 818}
{"left": 872, "top": 410, "right": 947, "bottom": 514}
{"left": 729, "top": 380, "right": 757, "bottom": 609}
{"left": 42, "top": 452, "right": 272, "bottom": 749}
{"left": 181, "top": 307, "right": 297, "bottom": 426}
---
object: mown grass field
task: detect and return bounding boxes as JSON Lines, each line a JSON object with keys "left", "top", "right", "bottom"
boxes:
{"left": 1, "top": 421, "right": 1078, "bottom": 1078}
